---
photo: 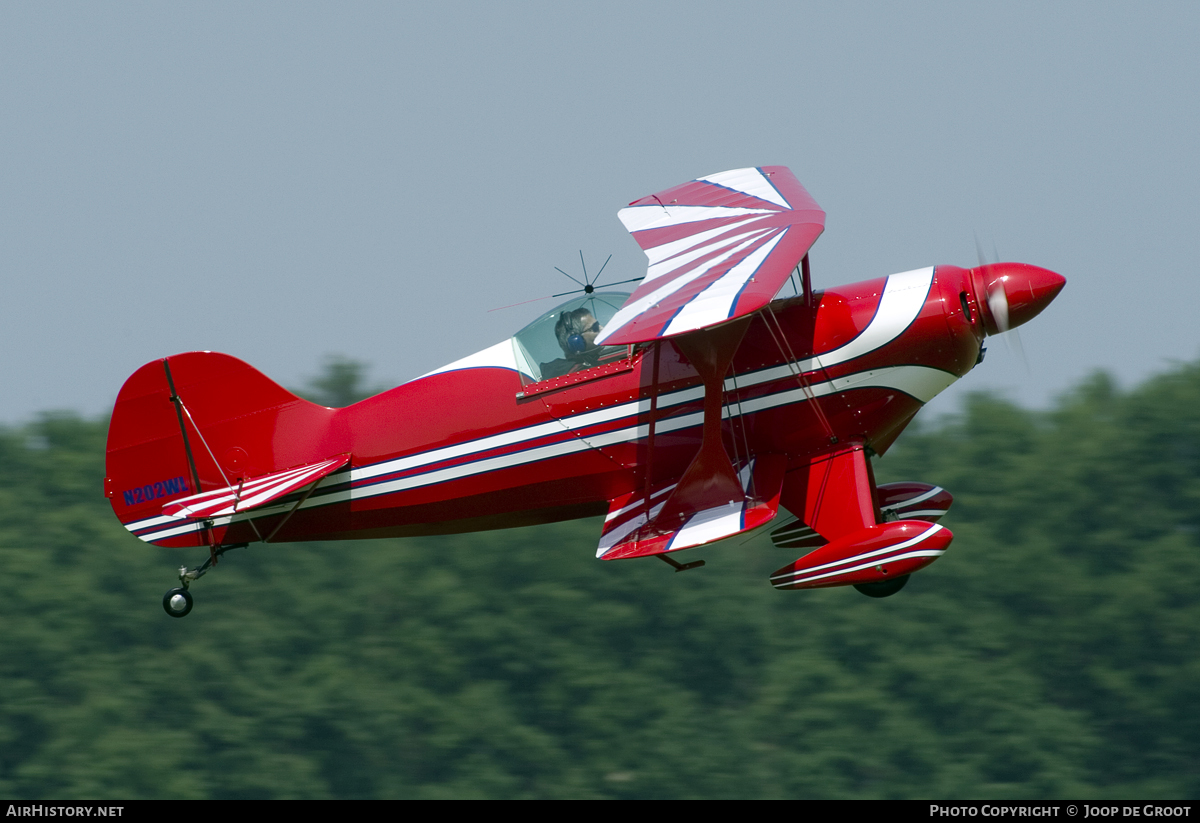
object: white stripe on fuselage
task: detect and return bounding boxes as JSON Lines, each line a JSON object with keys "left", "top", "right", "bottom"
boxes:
{"left": 417, "top": 339, "right": 522, "bottom": 380}
{"left": 126, "top": 364, "right": 955, "bottom": 543}
{"left": 810, "top": 267, "right": 934, "bottom": 371}
{"left": 125, "top": 270, "right": 945, "bottom": 543}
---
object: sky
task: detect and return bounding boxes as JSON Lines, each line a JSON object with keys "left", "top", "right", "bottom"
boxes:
{"left": 3, "top": 2, "right": 1198, "bottom": 423}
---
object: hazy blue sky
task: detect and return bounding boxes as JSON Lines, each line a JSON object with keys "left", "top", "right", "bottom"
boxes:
{"left": 3, "top": 2, "right": 1198, "bottom": 423}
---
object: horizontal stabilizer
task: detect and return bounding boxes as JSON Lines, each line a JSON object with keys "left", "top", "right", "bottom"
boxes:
{"left": 877, "top": 482, "right": 953, "bottom": 523}
{"left": 163, "top": 455, "right": 350, "bottom": 520}
{"left": 597, "top": 166, "right": 824, "bottom": 346}
{"left": 772, "top": 480, "right": 954, "bottom": 550}
{"left": 770, "top": 519, "right": 827, "bottom": 552}
{"left": 598, "top": 455, "right": 786, "bottom": 560}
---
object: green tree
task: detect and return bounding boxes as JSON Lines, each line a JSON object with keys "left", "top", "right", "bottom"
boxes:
{"left": 1, "top": 362, "right": 1198, "bottom": 798}
{"left": 295, "top": 355, "right": 386, "bottom": 407}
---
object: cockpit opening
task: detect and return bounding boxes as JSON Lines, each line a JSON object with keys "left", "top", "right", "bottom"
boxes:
{"left": 511, "top": 292, "right": 631, "bottom": 382}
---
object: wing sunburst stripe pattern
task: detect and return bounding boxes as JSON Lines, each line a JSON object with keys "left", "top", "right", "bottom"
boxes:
{"left": 643, "top": 216, "right": 763, "bottom": 268}
{"left": 605, "top": 232, "right": 770, "bottom": 339}
{"left": 664, "top": 229, "right": 788, "bottom": 336}
{"left": 697, "top": 167, "right": 792, "bottom": 208}
{"left": 644, "top": 225, "right": 773, "bottom": 284}
{"left": 617, "top": 205, "right": 775, "bottom": 234}
{"left": 598, "top": 166, "right": 825, "bottom": 346}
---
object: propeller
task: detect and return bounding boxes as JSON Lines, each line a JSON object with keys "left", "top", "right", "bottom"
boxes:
{"left": 975, "top": 236, "right": 1028, "bottom": 371}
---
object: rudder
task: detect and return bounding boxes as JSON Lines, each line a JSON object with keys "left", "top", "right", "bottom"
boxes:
{"left": 105, "top": 352, "right": 344, "bottom": 547}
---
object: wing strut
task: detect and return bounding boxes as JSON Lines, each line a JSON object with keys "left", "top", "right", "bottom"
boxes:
{"left": 655, "top": 317, "right": 752, "bottom": 525}
{"left": 598, "top": 316, "right": 791, "bottom": 560}
{"left": 762, "top": 304, "right": 838, "bottom": 445}
{"left": 801, "top": 253, "right": 814, "bottom": 307}
{"left": 642, "top": 340, "right": 662, "bottom": 517}
{"left": 261, "top": 470, "right": 337, "bottom": 543}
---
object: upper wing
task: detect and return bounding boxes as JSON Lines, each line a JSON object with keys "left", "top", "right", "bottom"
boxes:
{"left": 596, "top": 166, "right": 825, "bottom": 346}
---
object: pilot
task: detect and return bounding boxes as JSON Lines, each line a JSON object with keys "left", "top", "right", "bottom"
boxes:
{"left": 541, "top": 308, "right": 603, "bottom": 379}
{"left": 557, "top": 309, "right": 603, "bottom": 359}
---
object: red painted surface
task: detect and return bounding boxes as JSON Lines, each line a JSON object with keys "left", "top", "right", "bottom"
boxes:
{"left": 104, "top": 169, "right": 1066, "bottom": 593}
{"left": 779, "top": 445, "right": 879, "bottom": 543}
{"left": 770, "top": 520, "right": 955, "bottom": 590}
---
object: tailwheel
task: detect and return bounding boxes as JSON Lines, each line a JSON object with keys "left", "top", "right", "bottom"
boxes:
{"left": 163, "top": 587, "right": 194, "bottom": 618}
{"left": 160, "top": 543, "right": 247, "bottom": 618}
{"left": 853, "top": 574, "right": 910, "bottom": 598}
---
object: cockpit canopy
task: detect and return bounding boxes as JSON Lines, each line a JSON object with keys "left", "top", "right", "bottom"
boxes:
{"left": 512, "top": 292, "right": 631, "bottom": 382}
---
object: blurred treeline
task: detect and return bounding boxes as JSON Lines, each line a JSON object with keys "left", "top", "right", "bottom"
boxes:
{"left": 1, "top": 359, "right": 1197, "bottom": 799}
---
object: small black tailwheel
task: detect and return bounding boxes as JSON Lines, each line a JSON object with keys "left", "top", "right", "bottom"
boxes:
{"left": 854, "top": 574, "right": 910, "bottom": 598}
{"left": 163, "top": 587, "right": 194, "bottom": 618}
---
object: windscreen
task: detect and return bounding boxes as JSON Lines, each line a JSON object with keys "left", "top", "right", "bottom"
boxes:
{"left": 512, "top": 292, "right": 630, "bottom": 382}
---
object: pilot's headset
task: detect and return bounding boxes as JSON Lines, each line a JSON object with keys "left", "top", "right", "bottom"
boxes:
{"left": 566, "top": 327, "right": 588, "bottom": 354}
{"left": 559, "top": 309, "right": 594, "bottom": 356}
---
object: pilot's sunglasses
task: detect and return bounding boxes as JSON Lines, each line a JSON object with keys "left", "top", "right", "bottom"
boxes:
{"left": 586, "top": 321, "right": 601, "bottom": 333}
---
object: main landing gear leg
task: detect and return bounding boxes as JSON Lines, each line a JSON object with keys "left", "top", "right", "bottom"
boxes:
{"left": 162, "top": 543, "right": 248, "bottom": 618}
{"left": 657, "top": 554, "right": 706, "bottom": 573}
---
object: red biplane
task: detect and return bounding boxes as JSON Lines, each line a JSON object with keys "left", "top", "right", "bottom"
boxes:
{"left": 103, "top": 167, "right": 1065, "bottom": 617}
